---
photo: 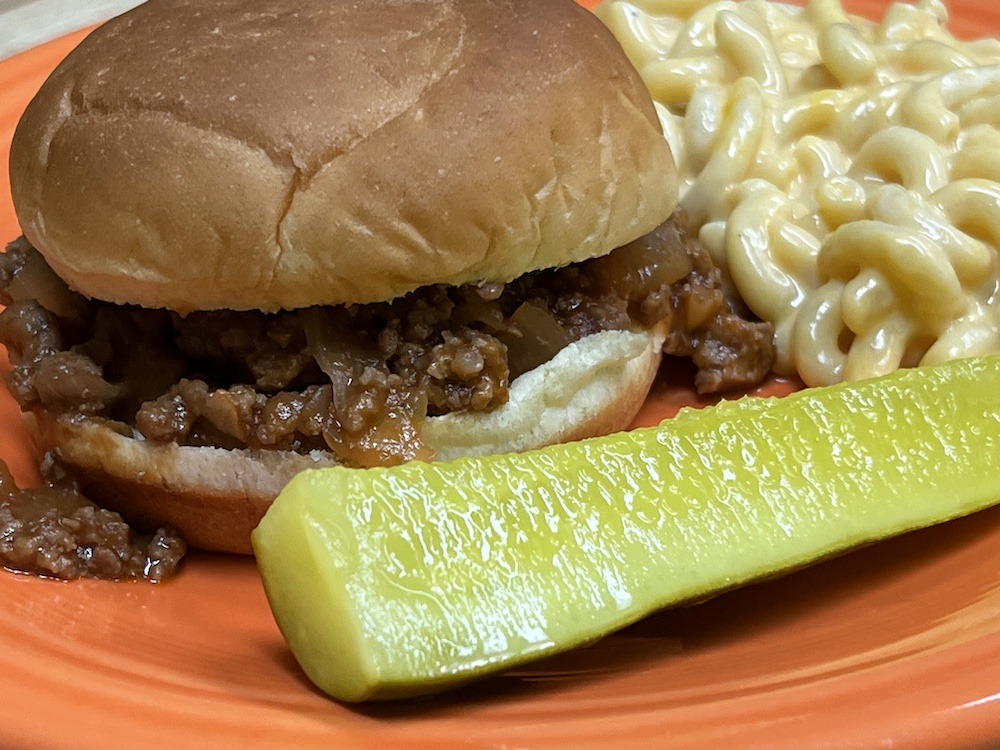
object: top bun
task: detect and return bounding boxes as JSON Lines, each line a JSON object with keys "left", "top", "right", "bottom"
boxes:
{"left": 10, "top": 0, "right": 676, "bottom": 313}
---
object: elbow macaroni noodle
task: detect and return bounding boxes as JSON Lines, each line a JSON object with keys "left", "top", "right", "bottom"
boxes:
{"left": 598, "top": 0, "right": 1000, "bottom": 385}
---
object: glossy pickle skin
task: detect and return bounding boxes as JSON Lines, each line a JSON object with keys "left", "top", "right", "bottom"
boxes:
{"left": 253, "top": 356, "right": 1000, "bottom": 702}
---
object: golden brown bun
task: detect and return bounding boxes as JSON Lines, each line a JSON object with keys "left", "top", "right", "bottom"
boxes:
{"left": 10, "top": 0, "right": 677, "bottom": 313}
{"left": 25, "top": 327, "right": 664, "bottom": 553}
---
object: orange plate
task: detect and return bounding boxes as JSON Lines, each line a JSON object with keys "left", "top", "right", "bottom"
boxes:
{"left": 3, "top": 2, "right": 1000, "bottom": 748}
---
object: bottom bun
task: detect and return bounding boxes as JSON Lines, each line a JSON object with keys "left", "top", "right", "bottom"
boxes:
{"left": 25, "top": 326, "right": 666, "bottom": 554}
{"left": 422, "top": 326, "right": 666, "bottom": 460}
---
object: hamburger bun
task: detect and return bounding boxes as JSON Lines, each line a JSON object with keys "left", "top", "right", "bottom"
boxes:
{"left": 10, "top": 0, "right": 677, "bottom": 314}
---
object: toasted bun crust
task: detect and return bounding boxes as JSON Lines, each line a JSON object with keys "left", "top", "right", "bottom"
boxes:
{"left": 10, "top": 0, "right": 676, "bottom": 313}
{"left": 25, "top": 328, "right": 664, "bottom": 553}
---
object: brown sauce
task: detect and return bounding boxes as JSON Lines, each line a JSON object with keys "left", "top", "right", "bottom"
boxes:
{"left": 0, "top": 459, "right": 185, "bottom": 582}
{"left": 0, "top": 211, "right": 775, "bottom": 468}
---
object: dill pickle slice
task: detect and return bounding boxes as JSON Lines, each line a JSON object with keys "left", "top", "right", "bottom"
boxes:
{"left": 252, "top": 356, "right": 1000, "bottom": 702}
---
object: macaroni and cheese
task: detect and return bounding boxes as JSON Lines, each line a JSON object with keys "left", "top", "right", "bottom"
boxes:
{"left": 599, "top": 0, "right": 1000, "bottom": 385}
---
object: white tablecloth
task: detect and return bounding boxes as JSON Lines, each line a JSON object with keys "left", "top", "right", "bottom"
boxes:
{"left": 0, "top": 0, "right": 143, "bottom": 60}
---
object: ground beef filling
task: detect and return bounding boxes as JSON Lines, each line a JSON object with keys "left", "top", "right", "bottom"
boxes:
{"left": 0, "top": 458, "right": 184, "bottom": 581}
{"left": 0, "top": 212, "right": 775, "bottom": 468}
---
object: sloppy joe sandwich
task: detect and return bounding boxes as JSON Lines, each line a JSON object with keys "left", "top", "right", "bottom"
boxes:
{"left": 0, "top": 0, "right": 775, "bottom": 553}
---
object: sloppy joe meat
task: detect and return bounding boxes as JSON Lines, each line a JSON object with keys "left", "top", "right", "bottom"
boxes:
{"left": 0, "top": 459, "right": 184, "bottom": 581}
{"left": 0, "top": 211, "right": 775, "bottom": 468}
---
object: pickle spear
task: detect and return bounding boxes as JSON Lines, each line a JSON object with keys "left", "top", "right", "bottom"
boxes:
{"left": 253, "top": 356, "right": 1000, "bottom": 702}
